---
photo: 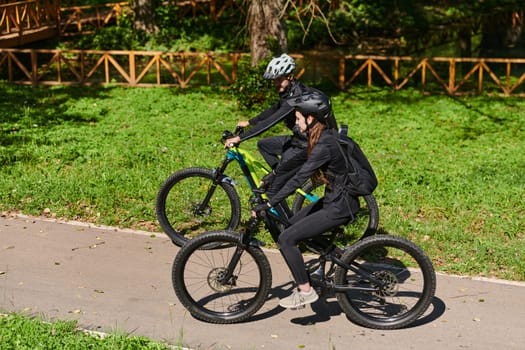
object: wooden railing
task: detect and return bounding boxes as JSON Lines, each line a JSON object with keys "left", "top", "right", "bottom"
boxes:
{"left": 0, "top": 0, "right": 59, "bottom": 35}
{"left": 1, "top": 49, "right": 525, "bottom": 96}
{"left": 0, "top": 0, "right": 241, "bottom": 44}
{"left": 58, "top": 2, "right": 127, "bottom": 36}
{"left": 0, "top": 1, "right": 126, "bottom": 46}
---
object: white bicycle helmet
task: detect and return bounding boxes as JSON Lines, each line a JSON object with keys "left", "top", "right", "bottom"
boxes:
{"left": 263, "top": 53, "right": 296, "bottom": 79}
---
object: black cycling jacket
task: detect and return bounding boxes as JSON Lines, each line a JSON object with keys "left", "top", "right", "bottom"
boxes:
{"left": 239, "top": 80, "right": 337, "bottom": 142}
{"left": 268, "top": 129, "right": 355, "bottom": 219}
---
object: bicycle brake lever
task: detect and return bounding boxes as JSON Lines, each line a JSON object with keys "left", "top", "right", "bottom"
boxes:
{"left": 221, "top": 130, "right": 234, "bottom": 142}
{"left": 234, "top": 126, "right": 244, "bottom": 135}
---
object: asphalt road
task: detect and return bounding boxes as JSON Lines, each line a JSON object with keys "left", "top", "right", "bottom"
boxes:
{"left": 1, "top": 214, "right": 524, "bottom": 349}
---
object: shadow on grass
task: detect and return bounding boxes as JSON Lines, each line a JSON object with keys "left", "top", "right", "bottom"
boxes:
{"left": 0, "top": 83, "right": 115, "bottom": 127}
{"left": 0, "top": 84, "right": 117, "bottom": 161}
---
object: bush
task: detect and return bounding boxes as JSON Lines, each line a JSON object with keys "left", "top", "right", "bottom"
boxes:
{"left": 228, "top": 59, "right": 274, "bottom": 111}
{"left": 74, "top": 14, "right": 141, "bottom": 51}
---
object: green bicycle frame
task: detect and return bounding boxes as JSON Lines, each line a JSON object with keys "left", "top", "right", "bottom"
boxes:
{"left": 225, "top": 146, "right": 319, "bottom": 203}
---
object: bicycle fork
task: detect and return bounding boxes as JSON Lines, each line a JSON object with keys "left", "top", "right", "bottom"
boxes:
{"left": 194, "top": 159, "right": 235, "bottom": 215}
{"left": 217, "top": 221, "right": 259, "bottom": 287}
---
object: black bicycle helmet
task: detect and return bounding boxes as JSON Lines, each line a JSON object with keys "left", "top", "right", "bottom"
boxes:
{"left": 263, "top": 53, "right": 296, "bottom": 79}
{"left": 288, "top": 91, "right": 332, "bottom": 124}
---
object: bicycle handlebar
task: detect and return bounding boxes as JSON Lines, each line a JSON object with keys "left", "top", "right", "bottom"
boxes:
{"left": 234, "top": 126, "right": 244, "bottom": 135}
{"left": 221, "top": 126, "right": 245, "bottom": 147}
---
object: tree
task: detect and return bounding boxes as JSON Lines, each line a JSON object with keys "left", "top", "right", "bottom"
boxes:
{"left": 247, "top": 0, "right": 288, "bottom": 66}
{"left": 132, "top": 0, "right": 158, "bottom": 33}
{"left": 480, "top": 9, "right": 523, "bottom": 57}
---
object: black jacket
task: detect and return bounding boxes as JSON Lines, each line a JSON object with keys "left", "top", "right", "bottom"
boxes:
{"left": 239, "top": 80, "right": 337, "bottom": 143}
{"left": 268, "top": 129, "right": 355, "bottom": 219}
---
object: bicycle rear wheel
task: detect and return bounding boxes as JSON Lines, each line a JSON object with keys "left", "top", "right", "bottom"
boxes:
{"left": 156, "top": 167, "right": 241, "bottom": 247}
{"left": 172, "top": 230, "right": 272, "bottom": 324}
{"left": 291, "top": 181, "right": 379, "bottom": 240}
{"left": 334, "top": 234, "right": 436, "bottom": 330}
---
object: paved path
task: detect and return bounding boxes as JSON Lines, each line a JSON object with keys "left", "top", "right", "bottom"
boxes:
{"left": 1, "top": 214, "right": 524, "bottom": 349}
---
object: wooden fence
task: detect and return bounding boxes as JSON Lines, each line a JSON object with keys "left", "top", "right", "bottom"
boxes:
{"left": 1, "top": 48, "right": 525, "bottom": 96}
{"left": 0, "top": 0, "right": 59, "bottom": 35}
{"left": 0, "top": 0, "right": 59, "bottom": 47}
{"left": 58, "top": 2, "right": 127, "bottom": 36}
{"left": 0, "top": 0, "right": 126, "bottom": 47}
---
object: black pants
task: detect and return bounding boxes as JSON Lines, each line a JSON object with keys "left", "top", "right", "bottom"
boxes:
{"left": 257, "top": 135, "right": 307, "bottom": 198}
{"left": 277, "top": 200, "right": 352, "bottom": 285}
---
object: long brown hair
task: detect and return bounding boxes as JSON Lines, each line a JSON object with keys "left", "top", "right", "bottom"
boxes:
{"left": 307, "top": 122, "right": 331, "bottom": 189}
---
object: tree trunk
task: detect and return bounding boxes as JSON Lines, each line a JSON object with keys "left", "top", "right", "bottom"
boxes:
{"left": 132, "top": 0, "right": 158, "bottom": 33}
{"left": 248, "top": 0, "right": 288, "bottom": 67}
{"left": 480, "top": 11, "right": 522, "bottom": 57}
{"left": 458, "top": 28, "right": 472, "bottom": 74}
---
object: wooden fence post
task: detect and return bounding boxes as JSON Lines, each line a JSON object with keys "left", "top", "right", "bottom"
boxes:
{"left": 31, "top": 49, "right": 37, "bottom": 87}
{"left": 449, "top": 58, "right": 456, "bottom": 94}
{"left": 129, "top": 51, "right": 136, "bottom": 86}
{"left": 506, "top": 61, "right": 511, "bottom": 95}
{"left": 478, "top": 59, "right": 483, "bottom": 94}
{"left": 394, "top": 57, "right": 399, "bottom": 90}
{"left": 338, "top": 56, "right": 345, "bottom": 90}
{"left": 104, "top": 53, "right": 109, "bottom": 83}
{"left": 367, "top": 58, "right": 372, "bottom": 89}
{"left": 421, "top": 59, "right": 427, "bottom": 93}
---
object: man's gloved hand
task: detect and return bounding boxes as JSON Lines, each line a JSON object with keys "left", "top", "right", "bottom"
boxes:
{"left": 252, "top": 201, "right": 272, "bottom": 214}
{"left": 224, "top": 136, "right": 241, "bottom": 149}
{"left": 260, "top": 170, "right": 276, "bottom": 189}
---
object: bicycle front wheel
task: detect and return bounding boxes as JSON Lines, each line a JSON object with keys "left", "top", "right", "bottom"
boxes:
{"left": 291, "top": 181, "right": 379, "bottom": 240}
{"left": 334, "top": 234, "right": 436, "bottom": 330}
{"left": 156, "top": 167, "right": 241, "bottom": 247}
{"left": 172, "top": 230, "right": 272, "bottom": 323}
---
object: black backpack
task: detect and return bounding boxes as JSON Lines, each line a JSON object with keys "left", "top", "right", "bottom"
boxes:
{"left": 337, "top": 125, "right": 378, "bottom": 196}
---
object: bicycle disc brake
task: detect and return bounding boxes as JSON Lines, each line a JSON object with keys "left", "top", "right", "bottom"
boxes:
{"left": 191, "top": 202, "right": 212, "bottom": 217}
{"left": 372, "top": 270, "right": 399, "bottom": 300}
{"left": 207, "top": 268, "right": 237, "bottom": 292}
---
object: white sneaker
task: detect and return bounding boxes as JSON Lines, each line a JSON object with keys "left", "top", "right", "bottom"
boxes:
{"left": 279, "top": 288, "right": 319, "bottom": 309}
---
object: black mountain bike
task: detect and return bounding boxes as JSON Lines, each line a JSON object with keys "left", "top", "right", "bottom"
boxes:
{"left": 156, "top": 128, "right": 379, "bottom": 247}
{"left": 171, "top": 192, "right": 436, "bottom": 329}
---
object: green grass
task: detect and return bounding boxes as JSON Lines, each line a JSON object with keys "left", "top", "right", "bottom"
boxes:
{"left": 0, "top": 313, "right": 173, "bottom": 349}
{"left": 1, "top": 83, "right": 524, "bottom": 281}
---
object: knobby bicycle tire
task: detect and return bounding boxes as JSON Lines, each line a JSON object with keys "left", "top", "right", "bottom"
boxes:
{"left": 334, "top": 234, "right": 436, "bottom": 329}
{"left": 156, "top": 167, "right": 241, "bottom": 247}
{"left": 172, "top": 230, "right": 272, "bottom": 323}
{"left": 291, "top": 181, "right": 379, "bottom": 239}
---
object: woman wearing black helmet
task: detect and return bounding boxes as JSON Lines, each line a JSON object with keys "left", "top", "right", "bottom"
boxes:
{"left": 253, "top": 91, "right": 359, "bottom": 309}
{"left": 224, "top": 54, "right": 337, "bottom": 200}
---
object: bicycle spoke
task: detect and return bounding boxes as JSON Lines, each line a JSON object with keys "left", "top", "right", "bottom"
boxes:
{"left": 335, "top": 235, "right": 435, "bottom": 329}
{"left": 181, "top": 242, "right": 262, "bottom": 315}
{"left": 161, "top": 173, "right": 237, "bottom": 242}
{"left": 349, "top": 249, "right": 423, "bottom": 316}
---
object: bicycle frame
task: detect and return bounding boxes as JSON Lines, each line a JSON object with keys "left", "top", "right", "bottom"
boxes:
{"left": 214, "top": 141, "right": 320, "bottom": 208}
{"left": 224, "top": 146, "right": 270, "bottom": 193}
{"left": 221, "top": 209, "right": 388, "bottom": 296}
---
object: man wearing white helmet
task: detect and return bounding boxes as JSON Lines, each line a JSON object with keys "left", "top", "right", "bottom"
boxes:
{"left": 224, "top": 53, "right": 338, "bottom": 200}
